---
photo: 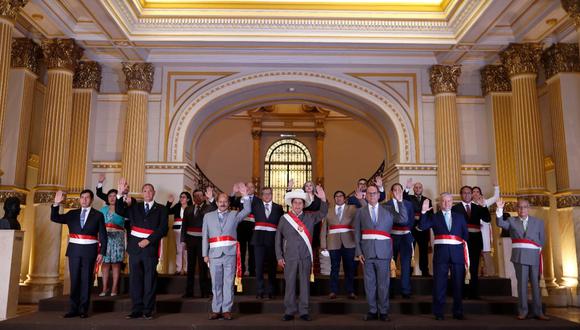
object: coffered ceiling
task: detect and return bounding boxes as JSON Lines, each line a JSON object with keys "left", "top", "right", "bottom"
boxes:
{"left": 12, "top": 0, "right": 578, "bottom": 67}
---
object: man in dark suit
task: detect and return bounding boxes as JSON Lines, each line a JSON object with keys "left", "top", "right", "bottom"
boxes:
{"left": 181, "top": 187, "right": 216, "bottom": 298}
{"left": 51, "top": 189, "right": 107, "bottom": 318}
{"left": 347, "top": 177, "right": 386, "bottom": 207}
{"left": 251, "top": 187, "right": 284, "bottom": 299}
{"left": 116, "top": 179, "right": 168, "bottom": 320}
{"left": 451, "top": 186, "right": 490, "bottom": 299}
{"left": 230, "top": 182, "right": 259, "bottom": 276}
{"left": 419, "top": 193, "right": 469, "bottom": 320}
{"left": 403, "top": 178, "right": 432, "bottom": 277}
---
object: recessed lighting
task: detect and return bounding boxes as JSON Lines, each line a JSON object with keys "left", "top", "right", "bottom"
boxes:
{"left": 31, "top": 14, "right": 44, "bottom": 21}
{"left": 546, "top": 18, "right": 558, "bottom": 26}
{"left": 288, "top": 87, "right": 295, "bottom": 92}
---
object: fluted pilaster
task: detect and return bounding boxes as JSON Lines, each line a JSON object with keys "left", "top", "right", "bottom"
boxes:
{"left": 315, "top": 119, "right": 325, "bottom": 186}
{"left": 251, "top": 126, "right": 261, "bottom": 190}
{"left": 430, "top": 65, "right": 462, "bottom": 194}
{"left": 67, "top": 61, "right": 101, "bottom": 192}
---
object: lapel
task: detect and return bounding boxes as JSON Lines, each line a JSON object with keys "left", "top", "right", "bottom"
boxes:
{"left": 514, "top": 217, "right": 525, "bottom": 237}
{"left": 439, "top": 212, "right": 450, "bottom": 234}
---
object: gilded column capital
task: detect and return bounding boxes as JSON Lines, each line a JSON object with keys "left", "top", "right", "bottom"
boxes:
{"left": 73, "top": 61, "right": 102, "bottom": 91}
{"left": 562, "top": 0, "right": 580, "bottom": 27}
{"left": 429, "top": 65, "right": 461, "bottom": 94}
{"left": 41, "top": 38, "right": 83, "bottom": 72}
{"left": 122, "top": 62, "right": 154, "bottom": 93}
{"left": 500, "top": 43, "right": 543, "bottom": 77}
{"left": 251, "top": 129, "right": 261, "bottom": 139}
{"left": 480, "top": 65, "right": 511, "bottom": 95}
{"left": 11, "top": 38, "right": 41, "bottom": 75}
{"left": 541, "top": 43, "right": 580, "bottom": 80}
{"left": 0, "top": 0, "right": 28, "bottom": 21}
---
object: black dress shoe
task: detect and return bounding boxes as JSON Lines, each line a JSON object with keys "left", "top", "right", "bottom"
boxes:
{"left": 182, "top": 293, "right": 194, "bottom": 298}
{"left": 282, "top": 314, "right": 294, "bottom": 321}
{"left": 299, "top": 314, "right": 312, "bottom": 321}
{"left": 143, "top": 313, "right": 153, "bottom": 320}
{"left": 453, "top": 314, "right": 465, "bottom": 320}
{"left": 79, "top": 313, "right": 88, "bottom": 319}
{"left": 256, "top": 294, "right": 263, "bottom": 300}
{"left": 402, "top": 294, "right": 411, "bottom": 299}
{"left": 435, "top": 315, "right": 444, "bottom": 321}
{"left": 63, "top": 312, "right": 79, "bottom": 318}
{"left": 363, "top": 312, "right": 378, "bottom": 321}
{"left": 265, "top": 294, "right": 273, "bottom": 300}
{"left": 379, "top": 314, "right": 391, "bottom": 321}
{"left": 125, "top": 312, "right": 142, "bottom": 319}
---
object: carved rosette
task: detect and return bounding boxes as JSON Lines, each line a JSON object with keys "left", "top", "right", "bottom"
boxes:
{"left": 429, "top": 65, "right": 461, "bottom": 94}
{"left": 562, "top": 0, "right": 580, "bottom": 27}
{"left": 41, "top": 38, "right": 83, "bottom": 72}
{"left": 122, "top": 62, "right": 154, "bottom": 92}
{"left": 541, "top": 43, "right": 580, "bottom": 80}
{"left": 73, "top": 61, "right": 102, "bottom": 91}
{"left": 556, "top": 194, "right": 580, "bottom": 208}
{"left": 0, "top": 0, "right": 28, "bottom": 20}
{"left": 11, "top": 38, "right": 42, "bottom": 74}
{"left": 480, "top": 65, "right": 511, "bottom": 95}
{"left": 500, "top": 43, "right": 543, "bottom": 77}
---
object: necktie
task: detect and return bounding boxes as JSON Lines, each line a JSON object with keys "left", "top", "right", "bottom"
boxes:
{"left": 371, "top": 206, "right": 377, "bottom": 224}
{"left": 265, "top": 203, "right": 271, "bottom": 218}
{"left": 218, "top": 212, "right": 224, "bottom": 225}
{"left": 393, "top": 200, "right": 399, "bottom": 213}
{"left": 80, "top": 209, "right": 87, "bottom": 228}
{"left": 521, "top": 218, "right": 527, "bottom": 234}
{"left": 337, "top": 206, "right": 343, "bottom": 223}
{"left": 444, "top": 212, "right": 451, "bottom": 231}
{"left": 465, "top": 203, "right": 471, "bottom": 219}
{"left": 145, "top": 203, "right": 150, "bottom": 215}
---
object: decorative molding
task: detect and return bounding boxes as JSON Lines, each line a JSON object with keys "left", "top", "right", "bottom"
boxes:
{"left": 500, "top": 43, "right": 543, "bottom": 77}
{"left": 33, "top": 191, "right": 56, "bottom": 204}
{"left": 41, "top": 38, "right": 83, "bottom": 71}
{"left": 74, "top": 61, "right": 102, "bottom": 91}
{"left": 518, "top": 194, "right": 550, "bottom": 207}
{"left": 480, "top": 65, "right": 511, "bottom": 95}
{"left": 0, "top": 0, "right": 27, "bottom": 20}
{"left": 429, "top": 65, "right": 461, "bottom": 94}
{"left": 556, "top": 194, "right": 580, "bottom": 208}
{"left": 562, "top": 0, "right": 580, "bottom": 27}
{"left": 542, "top": 43, "right": 580, "bottom": 80}
{"left": 11, "top": 38, "right": 42, "bottom": 75}
{"left": 0, "top": 190, "right": 27, "bottom": 204}
{"left": 122, "top": 62, "right": 154, "bottom": 92}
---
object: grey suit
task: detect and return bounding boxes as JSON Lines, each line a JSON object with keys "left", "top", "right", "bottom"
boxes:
{"left": 354, "top": 201, "right": 406, "bottom": 315}
{"left": 496, "top": 213, "right": 545, "bottom": 317}
{"left": 275, "top": 202, "right": 328, "bottom": 316}
{"left": 202, "top": 198, "right": 251, "bottom": 313}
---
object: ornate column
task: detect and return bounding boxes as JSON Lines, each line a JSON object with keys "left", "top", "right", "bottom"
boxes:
{"left": 543, "top": 43, "right": 580, "bottom": 291}
{"left": 0, "top": 0, "right": 29, "bottom": 178}
{"left": 21, "top": 39, "right": 82, "bottom": 302}
{"left": 251, "top": 118, "right": 262, "bottom": 190}
{"left": 481, "top": 64, "right": 514, "bottom": 277}
{"left": 121, "top": 62, "right": 153, "bottom": 193}
{"left": 562, "top": 1, "right": 580, "bottom": 56}
{"left": 429, "top": 65, "right": 462, "bottom": 195}
{"left": 67, "top": 61, "right": 101, "bottom": 193}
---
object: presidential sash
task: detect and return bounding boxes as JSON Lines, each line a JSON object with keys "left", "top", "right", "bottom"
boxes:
{"left": 283, "top": 212, "right": 315, "bottom": 282}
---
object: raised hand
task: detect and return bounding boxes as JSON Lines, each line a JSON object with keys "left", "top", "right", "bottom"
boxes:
{"left": 168, "top": 193, "right": 175, "bottom": 204}
{"left": 232, "top": 183, "right": 239, "bottom": 194}
{"left": 118, "top": 178, "right": 128, "bottom": 195}
{"left": 496, "top": 198, "right": 505, "bottom": 209}
{"left": 354, "top": 189, "right": 363, "bottom": 200}
{"left": 314, "top": 184, "right": 326, "bottom": 202}
{"left": 205, "top": 186, "right": 214, "bottom": 200}
{"left": 98, "top": 173, "right": 105, "bottom": 184}
{"left": 54, "top": 190, "right": 65, "bottom": 204}
{"left": 287, "top": 178, "right": 294, "bottom": 190}
{"left": 421, "top": 198, "right": 432, "bottom": 214}
{"left": 406, "top": 177, "right": 413, "bottom": 189}
{"left": 238, "top": 182, "right": 248, "bottom": 196}
{"left": 374, "top": 176, "right": 383, "bottom": 188}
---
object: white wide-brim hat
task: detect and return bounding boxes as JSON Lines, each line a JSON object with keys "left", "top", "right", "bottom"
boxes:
{"left": 284, "top": 189, "right": 312, "bottom": 207}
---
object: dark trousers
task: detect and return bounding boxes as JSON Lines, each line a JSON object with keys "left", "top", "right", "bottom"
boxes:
{"left": 433, "top": 261, "right": 464, "bottom": 317}
{"left": 237, "top": 221, "right": 255, "bottom": 276}
{"left": 68, "top": 256, "right": 96, "bottom": 314}
{"left": 254, "top": 244, "right": 277, "bottom": 295}
{"left": 129, "top": 253, "right": 159, "bottom": 314}
{"left": 185, "top": 238, "right": 211, "bottom": 296}
{"left": 393, "top": 234, "right": 414, "bottom": 295}
{"left": 467, "top": 233, "right": 483, "bottom": 298}
{"left": 329, "top": 246, "right": 355, "bottom": 294}
{"left": 412, "top": 226, "right": 430, "bottom": 275}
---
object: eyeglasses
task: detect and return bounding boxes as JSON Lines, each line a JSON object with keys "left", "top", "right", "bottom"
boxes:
{"left": 367, "top": 192, "right": 379, "bottom": 196}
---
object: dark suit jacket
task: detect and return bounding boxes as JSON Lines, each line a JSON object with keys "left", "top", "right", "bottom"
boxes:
{"left": 451, "top": 202, "right": 490, "bottom": 250}
{"left": 180, "top": 200, "right": 217, "bottom": 244}
{"left": 419, "top": 211, "right": 468, "bottom": 265}
{"left": 51, "top": 206, "right": 107, "bottom": 258}
{"left": 0, "top": 218, "right": 20, "bottom": 230}
{"left": 403, "top": 190, "right": 432, "bottom": 222}
{"left": 250, "top": 201, "right": 284, "bottom": 247}
{"left": 116, "top": 198, "right": 168, "bottom": 257}
{"left": 384, "top": 199, "right": 415, "bottom": 231}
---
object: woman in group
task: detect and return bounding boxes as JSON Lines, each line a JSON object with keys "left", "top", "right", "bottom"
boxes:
{"left": 166, "top": 191, "right": 194, "bottom": 275}
{"left": 99, "top": 188, "right": 126, "bottom": 296}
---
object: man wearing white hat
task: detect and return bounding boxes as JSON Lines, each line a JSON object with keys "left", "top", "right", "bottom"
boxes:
{"left": 276, "top": 185, "right": 328, "bottom": 321}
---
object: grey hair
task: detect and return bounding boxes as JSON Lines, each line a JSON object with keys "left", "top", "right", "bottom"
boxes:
{"left": 440, "top": 192, "right": 453, "bottom": 199}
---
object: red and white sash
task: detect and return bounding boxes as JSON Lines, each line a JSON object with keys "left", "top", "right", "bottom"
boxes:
{"left": 254, "top": 222, "right": 277, "bottom": 232}
{"left": 512, "top": 238, "right": 543, "bottom": 275}
{"left": 173, "top": 217, "right": 183, "bottom": 230}
{"left": 361, "top": 229, "right": 391, "bottom": 241}
{"left": 186, "top": 226, "right": 202, "bottom": 237}
{"left": 283, "top": 212, "right": 315, "bottom": 282}
{"left": 105, "top": 223, "right": 124, "bottom": 232}
{"left": 131, "top": 226, "right": 154, "bottom": 239}
{"left": 328, "top": 224, "right": 353, "bottom": 235}
{"left": 391, "top": 225, "right": 411, "bottom": 235}
{"left": 467, "top": 224, "right": 481, "bottom": 233}
{"left": 433, "top": 234, "right": 470, "bottom": 271}
{"left": 208, "top": 235, "right": 243, "bottom": 292}
{"left": 243, "top": 213, "right": 255, "bottom": 222}
{"left": 69, "top": 234, "right": 98, "bottom": 245}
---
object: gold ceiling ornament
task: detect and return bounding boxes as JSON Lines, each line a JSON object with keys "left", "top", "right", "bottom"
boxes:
{"left": 562, "top": 0, "right": 580, "bottom": 27}
{"left": 0, "top": 0, "right": 28, "bottom": 20}
{"left": 480, "top": 65, "right": 511, "bottom": 95}
{"left": 73, "top": 61, "right": 102, "bottom": 91}
{"left": 499, "top": 43, "right": 543, "bottom": 77}
{"left": 40, "top": 38, "right": 83, "bottom": 72}
{"left": 428, "top": 64, "right": 461, "bottom": 94}
{"left": 11, "top": 37, "right": 42, "bottom": 75}
{"left": 541, "top": 43, "right": 580, "bottom": 80}
{"left": 122, "top": 62, "right": 154, "bottom": 93}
